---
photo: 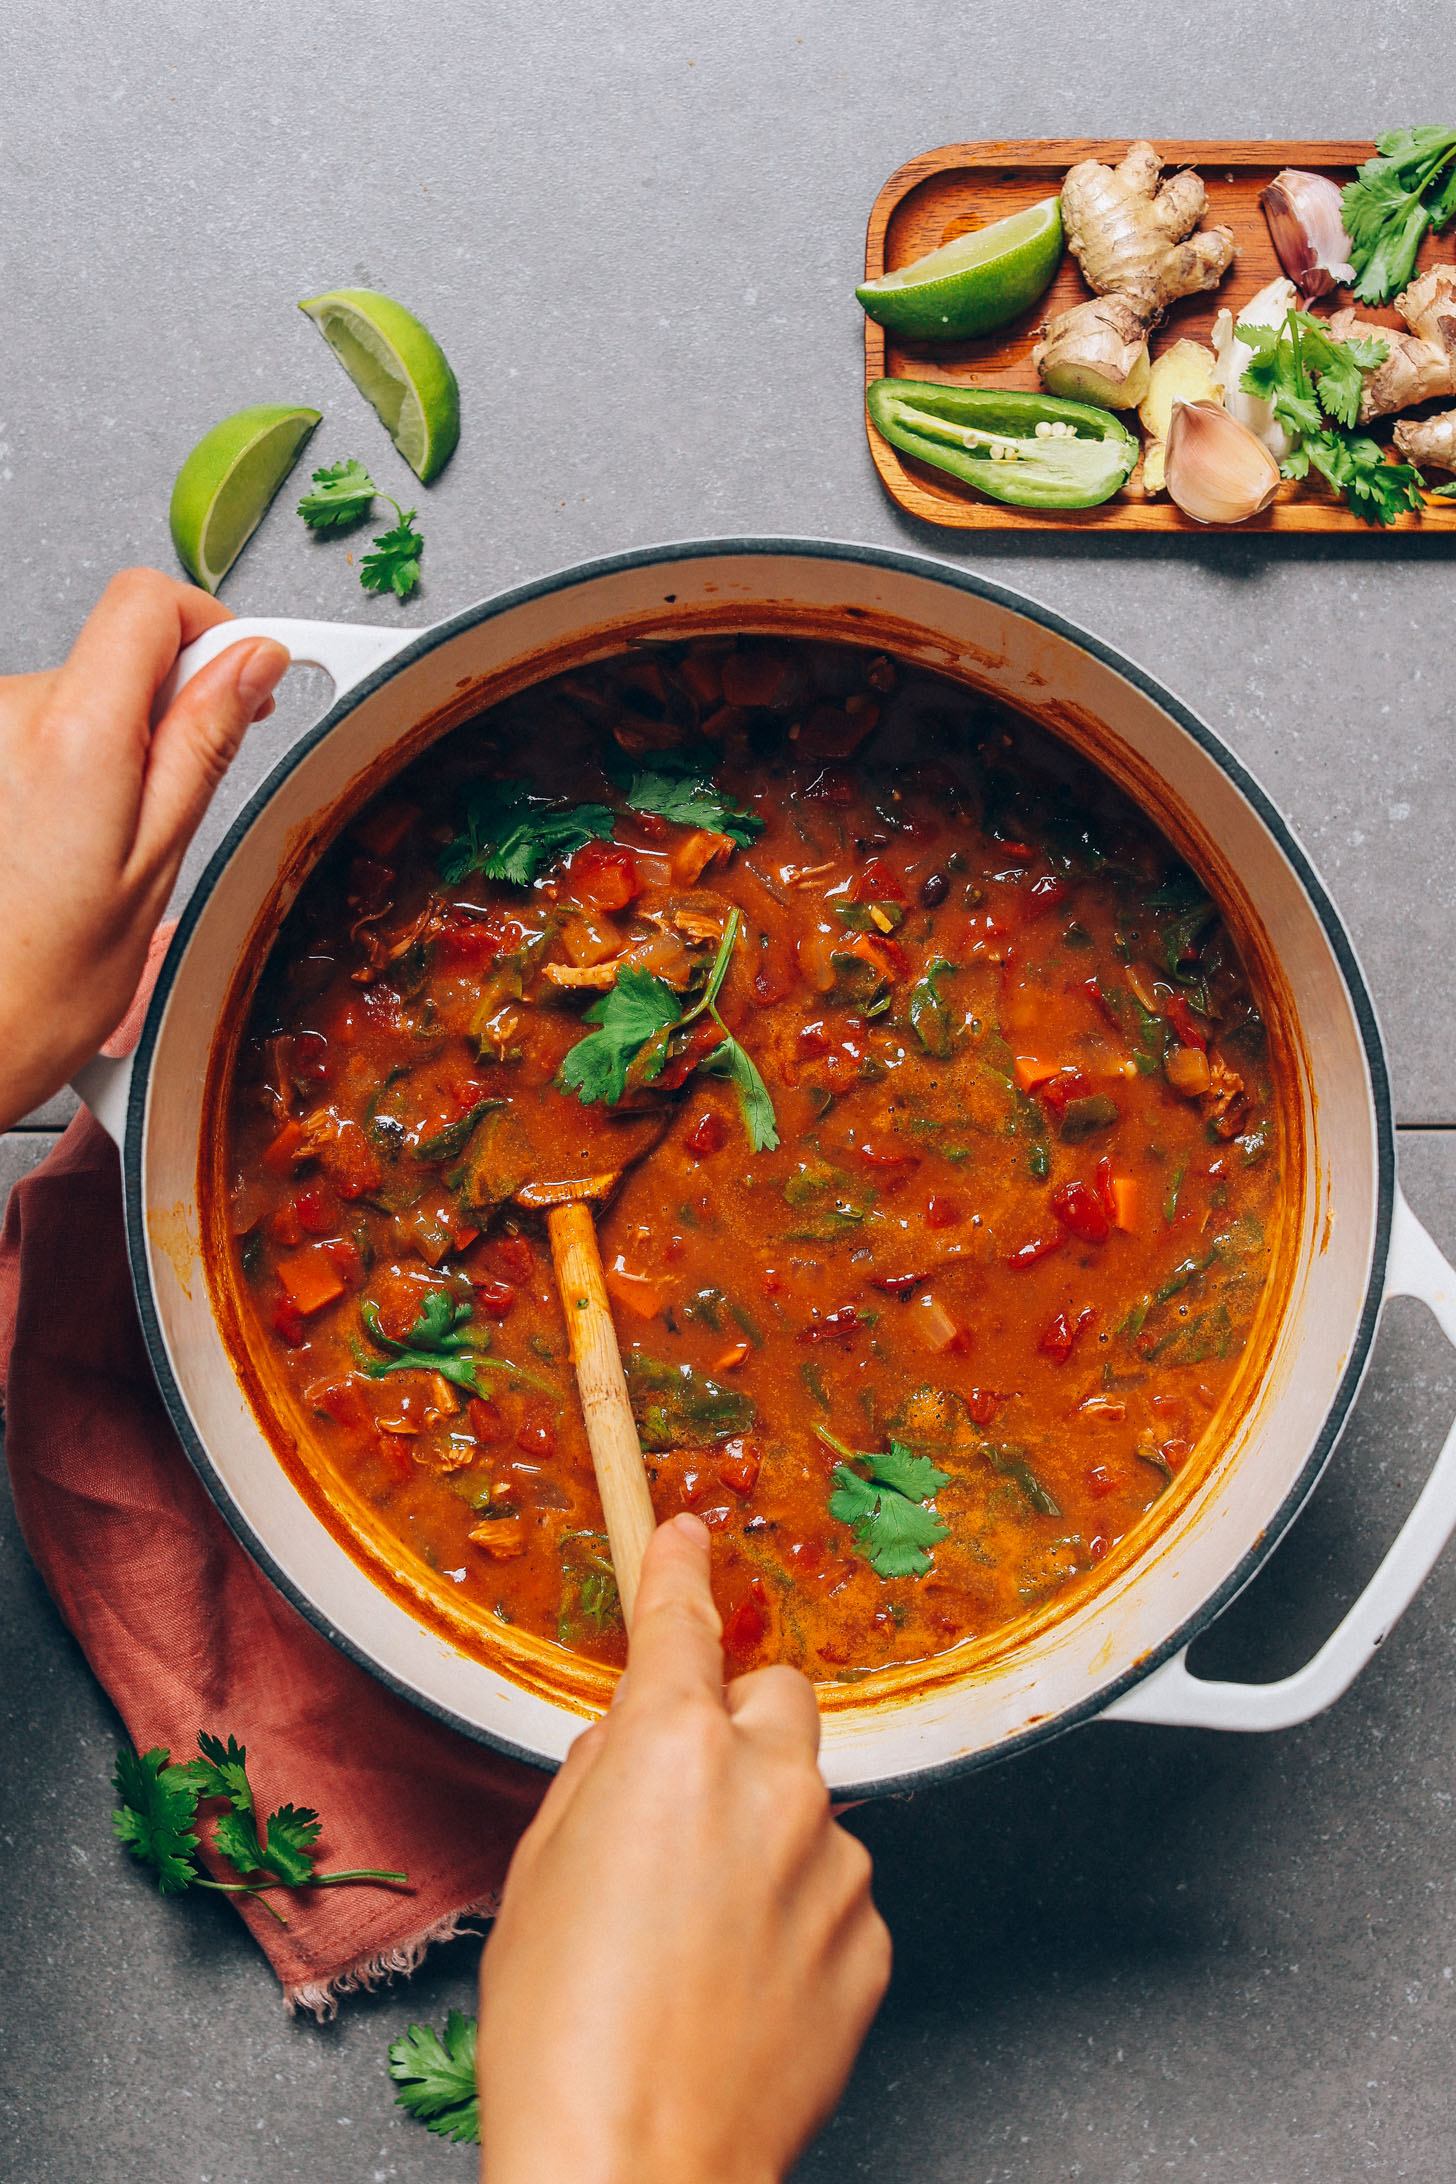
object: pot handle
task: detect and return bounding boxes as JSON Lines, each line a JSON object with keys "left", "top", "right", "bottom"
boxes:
{"left": 1103, "top": 1188, "right": 1456, "bottom": 1732}
{"left": 71, "top": 618, "right": 417, "bottom": 1148}
{"left": 152, "top": 615, "right": 415, "bottom": 718}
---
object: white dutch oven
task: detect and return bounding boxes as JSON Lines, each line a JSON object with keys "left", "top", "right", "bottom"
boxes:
{"left": 74, "top": 541, "right": 1456, "bottom": 1796}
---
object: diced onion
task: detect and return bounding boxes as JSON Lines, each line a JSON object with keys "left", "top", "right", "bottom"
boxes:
{"left": 914, "top": 1293, "right": 960, "bottom": 1352}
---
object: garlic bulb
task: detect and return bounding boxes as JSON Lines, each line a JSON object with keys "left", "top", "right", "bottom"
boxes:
{"left": 1212, "top": 275, "right": 1298, "bottom": 460}
{"left": 1165, "top": 400, "right": 1281, "bottom": 525}
{"left": 1261, "top": 170, "right": 1355, "bottom": 299}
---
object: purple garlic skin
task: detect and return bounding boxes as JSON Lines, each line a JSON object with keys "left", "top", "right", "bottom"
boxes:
{"left": 1260, "top": 170, "right": 1355, "bottom": 299}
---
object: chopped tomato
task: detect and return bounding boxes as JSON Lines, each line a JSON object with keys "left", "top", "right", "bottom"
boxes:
{"left": 870, "top": 1268, "right": 930, "bottom": 1299}
{"left": 516, "top": 1407, "right": 557, "bottom": 1458}
{"left": 925, "top": 1194, "right": 962, "bottom": 1228}
{"left": 1040, "top": 1306, "right": 1094, "bottom": 1362}
{"left": 1038, "top": 1068, "right": 1096, "bottom": 1118}
{"left": 798, "top": 1306, "right": 859, "bottom": 1342}
{"left": 324, "top": 1237, "right": 365, "bottom": 1288}
{"left": 717, "top": 1439, "right": 762, "bottom": 1497}
{"left": 475, "top": 1279, "right": 517, "bottom": 1320}
{"left": 376, "top": 1431, "right": 415, "bottom": 1481}
{"left": 436, "top": 915, "right": 503, "bottom": 970}
{"left": 312, "top": 1379, "right": 370, "bottom": 1430}
{"left": 722, "top": 1577, "right": 770, "bottom": 1655}
{"left": 851, "top": 857, "right": 906, "bottom": 904}
{"left": 796, "top": 1021, "right": 831, "bottom": 1060}
{"left": 686, "top": 1111, "right": 729, "bottom": 1158}
{"left": 1006, "top": 1232, "right": 1066, "bottom": 1270}
{"left": 1164, "top": 992, "right": 1208, "bottom": 1050}
{"left": 292, "top": 1186, "right": 333, "bottom": 1235}
{"left": 992, "top": 839, "right": 1036, "bottom": 863}
{"left": 272, "top": 1298, "right": 306, "bottom": 1346}
{"left": 569, "top": 841, "right": 640, "bottom": 911}
{"left": 493, "top": 1234, "right": 534, "bottom": 1283}
{"left": 761, "top": 1267, "right": 786, "bottom": 1296}
{"left": 1051, "top": 1179, "right": 1110, "bottom": 1244}
{"left": 1161, "top": 1436, "right": 1193, "bottom": 1473}
{"left": 293, "top": 1032, "right": 331, "bottom": 1082}
{"left": 1023, "top": 873, "right": 1069, "bottom": 919}
{"left": 1086, "top": 1464, "right": 1121, "bottom": 1500}
{"left": 966, "top": 1388, "right": 1002, "bottom": 1426}
{"left": 468, "top": 1396, "right": 507, "bottom": 1444}
{"left": 654, "top": 1019, "right": 725, "bottom": 1091}
{"left": 1094, "top": 1158, "right": 1117, "bottom": 1222}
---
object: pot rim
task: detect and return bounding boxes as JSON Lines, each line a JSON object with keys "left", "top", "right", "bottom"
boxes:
{"left": 119, "top": 535, "right": 1397, "bottom": 1787}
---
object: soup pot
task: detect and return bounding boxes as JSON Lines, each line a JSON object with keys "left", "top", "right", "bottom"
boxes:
{"left": 73, "top": 540, "right": 1456, "bottom": 1796}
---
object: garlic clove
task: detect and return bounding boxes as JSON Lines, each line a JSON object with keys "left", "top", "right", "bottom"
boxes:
{"left": 1260, "top": 170, "right": 1355, "bottom": 300}
{"left": 1164, "top": 400, "right": 1282, "bottom": 525}
{"left": 1211, "top": 276, "right": 1298, "bottom": 460}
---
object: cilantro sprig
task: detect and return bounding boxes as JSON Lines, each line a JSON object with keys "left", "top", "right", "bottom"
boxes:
{"left": 1342, "top": 127, "right": 1456, "bottom": 305}
{"left": 610, "top": 748, "right": 764, "bottom": 847}
{"left": 360, "top": 1291, "right": 490, "bottom": 1394}
{"left": 297, "top": 459, "right": 425, "bottom": 599}
{"left": 390, "top": 2012, "right": 480, "bottom": 2144}
{"left": 557, "top": 909, "right": 779, "bottom": 1151}
{"left": 817, "top": 1427, "right": 949, "bottom": 1579}
{"left": 439, "top": 779, "right": 615, "bottom": 888}
{"left": 113, "top": 1731, "right": 407, "bottom": 1923}
{"left": 1236, "top": 309, "right": 1426, "bottom": 527}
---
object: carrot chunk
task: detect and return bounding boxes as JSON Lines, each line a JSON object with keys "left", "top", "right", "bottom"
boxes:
{"left": 275, "top": 1246, "right": 347, "bottom": 1317}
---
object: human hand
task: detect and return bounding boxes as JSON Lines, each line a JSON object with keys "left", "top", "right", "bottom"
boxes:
{"left": 476, "top": 1513, "right": 890, "bottom": 2184}
{"left": 0, "top": 567, "right": 289, "bottom": 1129}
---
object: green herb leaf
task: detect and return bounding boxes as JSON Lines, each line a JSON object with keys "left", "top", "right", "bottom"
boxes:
{"left": 1342, "top": 127, "right": 1456, "bottom": 304}
{"left": 416, "top": 1096, "right": 505, "bottom": 1163}
{"left": 359, "top": 511, "right": 424, "bottom": 600}
{"left": 360, "top": 1292, "right": 489, "bottom": 1394}
{"left": 184, "top": 1730, "right": 253, "bottom": 1811}
{"left": 390, "top": 2011, "right": 481, "bottom": 2145}
{"left": 698, "top": 1034, "right": 780, "bottom": 1151}
{"left": 820, "top": 1428, "right": 949, "bottom": 1577}
{"left": 627, "top": 1352, "right": 755, "bottom": 1448}
{"left": 828, "top": 1465, "right": 948, "bottom": 1578}
{"left": 1306, "top": 428, "right": 1426, "bottom": 527}
{"left": 296, "top": 457, "right": 379, "bottom": 532}
{"left": 441, "top": 779, "right": 615, "bottom": 888}
{"left": 558, "top": 966, "right": 683, "bottom": 1106}
{"left": 112, "top": 1746, "right": 201, "bottom": 1894}
{"left": 613, "top": 749, "right": 763, "bottom": 847}
{"left": 908, "top": 956, "right": 956, "bottom": 1057}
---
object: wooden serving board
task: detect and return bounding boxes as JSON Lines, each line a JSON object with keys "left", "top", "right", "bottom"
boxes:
{"left": 863, "top": 138, "right": 1456, "bottom": 533}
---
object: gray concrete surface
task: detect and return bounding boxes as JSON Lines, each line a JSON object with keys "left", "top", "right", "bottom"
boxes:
{"left": 3, "top": 2, "right": 1455, "bottom": 2177}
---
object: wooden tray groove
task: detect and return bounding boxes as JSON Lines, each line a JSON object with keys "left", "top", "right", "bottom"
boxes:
{"left": 863, "top": 138, "right": 1456, "bottom": 533}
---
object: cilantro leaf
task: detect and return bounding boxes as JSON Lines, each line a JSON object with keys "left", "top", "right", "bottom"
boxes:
{"left": 819, "top": 1428, "right": 950, "bottom": 1578}
{"left": 296, "top": 458, "right": 379, "bottom": 533}
{"left": 390, "top": 2011, "right": 480, "bottom": 2144}
{"left": 252, "top": 1803, "right": 323, "bottom": 1888}
{"left": 613, "top": 749, "right": 763, "bottom": 847}
{"left": 828, "top": 1465, "right": 949, "bottom": 1578}
{"left": 112, "top": 1746, "right": 201, "bottom": 1894}
{"left": 360, "top": 1292, "right": 490, "bottom": 1394}
{"left": 360, "top": 513, "right": 424, "bottom": 601}
{"left": 185, "top": 1730, "right": 252, "bottom": 1810}
{"left": 1235, "top": 311, "right": 1420, "bottom": 526}
{"left": 211, "top": 1804, "right": 266, "bottom": 1875}
{"left": 558, "top": 967, "right": 683, "bottom": 1106}
{"left": 698, "top": 1034, "right": 780, "bottom": 1151}
{"left": 1306, "top": 429, "right": 1426, "bottom": 527}
{"left": 1342, "top": 128, "right": 1456, "bottom": 303}
{"left": 440, "top": 779, "right": 615, "bottom": 887}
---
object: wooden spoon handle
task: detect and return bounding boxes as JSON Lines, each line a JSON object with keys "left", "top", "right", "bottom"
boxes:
{"left": 547, "top": 1200, "right": 656, "bottom": 1625}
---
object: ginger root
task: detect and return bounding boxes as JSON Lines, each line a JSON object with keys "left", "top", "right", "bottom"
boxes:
{"left": 1138, "top": 339, "right": 1221, "bottom": 493}
{"left": 1060, "top": 141, "right": 1237, "bottom": 320}
{"left": 1032, "top": 295, "right": 1151, "bottom": 410}
{"left": 1393, "top": 409, "right": 1456, "bottom": 470}
{"left": 1330, "top": 304, "right": 1456, "bottom": 421}
{"left": 1396, "top": 265, "right": 1456, "bottom": 354}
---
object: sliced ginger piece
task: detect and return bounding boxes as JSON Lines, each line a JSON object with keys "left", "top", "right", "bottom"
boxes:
{"left": 1138, "top": 339, "right": 1221, "bottom": 493}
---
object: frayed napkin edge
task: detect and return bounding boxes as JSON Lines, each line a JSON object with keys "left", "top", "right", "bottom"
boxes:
{"left": 284, "top": 1893, "right": 501, "bottom": 2020}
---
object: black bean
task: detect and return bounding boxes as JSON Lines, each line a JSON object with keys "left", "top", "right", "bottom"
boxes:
{"left": 919, "top": 870, "right": 948, "bottom": 908}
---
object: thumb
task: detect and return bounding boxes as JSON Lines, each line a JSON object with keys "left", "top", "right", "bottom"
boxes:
{"left": 128, "top": 637, "right": 290, "bottom": 890}
{"left": 617, "top": 1513, "right": 725, "bottom": 1715}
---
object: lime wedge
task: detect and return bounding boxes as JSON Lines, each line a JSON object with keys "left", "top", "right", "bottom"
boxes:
{"left": 298, "top": 288, "right": 460, "bottom": 482}
{"left": 169, "top": 405, "right": 321, "bottom": 593}
{"left": 856, "top": 197, "right": 1063, "bottom": 340}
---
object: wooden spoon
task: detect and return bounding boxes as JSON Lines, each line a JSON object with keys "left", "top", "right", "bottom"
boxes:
{"left": 513, "top": 1163, "right": 659, "bottom": 1622}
